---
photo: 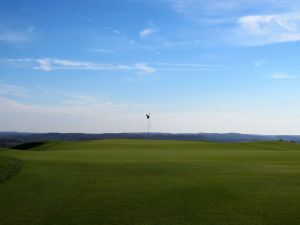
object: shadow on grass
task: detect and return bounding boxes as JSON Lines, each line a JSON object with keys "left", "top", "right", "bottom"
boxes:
{"left": 11, "top": 142, "right": 46, "bottom": 150}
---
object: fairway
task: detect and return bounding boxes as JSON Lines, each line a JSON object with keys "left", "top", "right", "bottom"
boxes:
{"left": 1, "top": 140, "right": 300, "bottom": 225}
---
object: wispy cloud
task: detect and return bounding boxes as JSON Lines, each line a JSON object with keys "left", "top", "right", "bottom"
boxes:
{"left": 0, "top": 83, "right": 133, "bottom": 115}
{"left": 0, "top": 81, "right": 30, "bottom": 97}
{"left": 61, "top": 94, "right": 99, "bottom": 105}
{"left": 140, "top": 28, "right": 157, "bottom": 39}
{"left": 0, "top": 96, "right": 24, "bottom": 112}
{"left": 0, "top": 96, "right": 127, "bottom": 115}
{"left": 0, "top": 26, "right": 34, "bottom": 44}
{"left": 3, "top": 58, "right": 229, "bottom": 74}
{"left": 269, "top": 72, "right": 296, "bottom": 79}
{"left": 0, "top": 95, "right": 153, "bottom": 133}
{"left": 156, "top": 62, "right": 227, "bottom": 71}
{"left": 165, "top": 0, "right": 300, "bottom": 46}
{"left": 35, "top": 58, "right": 53, "bottom": 71}
{"left": 4, "top": 58, "right": 156, "bottom": 75}
{"left": 236, "top": 13, "right": 300, "bottom": 46}
{"left": 88, "top": 48, "right": 115, "bottom": 54}
{"left": 2, "top": 94, "right": 300, "bottom": 134}
{"left": 135, "top": 63, "right": 156, "bottom": 74}
{"left": 105, "top": 26, "right": 136, "bottom": 45}
{"left": 167, "top": 0, "right": 300, "bottom": 19}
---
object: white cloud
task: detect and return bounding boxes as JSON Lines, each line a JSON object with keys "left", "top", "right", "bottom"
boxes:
{"left": 236, "top": 13, "right": 300, "bottom": 45}
{"left": 3, "top": 58, "right": 229, "bottom": 75}
{"left": 135, "top": 63, "right": 156, "bottom": 74}
{"left": 49, "top": 58, "right": 99, "bottom": 69}
{"left": 164, "top": 0, "right": 300, "bottom": 46}
{"left": 4, "top": 58, "right": 156, "bottom": 75}
{"left": 0, "top": 26, "right": 34, "bottom": 44}
{"left": 140, "top": 28, "right": 157, "bottom": 39}
{"left": 166, "top": 0, "right": 300, "bottom": 24}
{"left": 35, "top": 58, "right": 53, "bottom": 71}
{"left": 270, "top": 72, "right": 296, "bottom": 79}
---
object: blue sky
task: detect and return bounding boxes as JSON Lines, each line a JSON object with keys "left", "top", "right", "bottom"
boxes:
{"left": 1, "top": 0, "right": 300, "bottom": 134}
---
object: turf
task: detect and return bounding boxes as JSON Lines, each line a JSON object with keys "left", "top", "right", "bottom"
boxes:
{"left": 0, "top": 155, "right": 21, "bottom": 182}
{"left": 1, "top": 140, "right": 300, "bottom": 225}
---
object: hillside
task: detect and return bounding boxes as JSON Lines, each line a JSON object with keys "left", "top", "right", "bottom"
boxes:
{"left": 1, "top": 131, "right": 300, "bottom": 148}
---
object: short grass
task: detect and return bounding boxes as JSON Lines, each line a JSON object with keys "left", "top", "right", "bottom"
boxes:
{"left": 0, "top": 155, "right": 21, "bottom": 182}
{"left": 1, "top": 140, "right": 300, "bottom": 225}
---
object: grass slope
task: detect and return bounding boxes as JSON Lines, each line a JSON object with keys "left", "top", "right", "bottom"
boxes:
{"left": 1, "top": 140, "right": 300, "bottom": 225}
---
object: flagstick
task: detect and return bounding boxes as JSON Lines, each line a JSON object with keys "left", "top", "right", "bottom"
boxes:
{"left": 146, "top": 113, "right": 151, "bottom": 141}
{"left": 148, "top": 117, "right": 150, "bottom": 141}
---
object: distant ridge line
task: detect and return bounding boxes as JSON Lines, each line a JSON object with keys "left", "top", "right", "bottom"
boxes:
{"left": 0, "top": 132, "right": 300, "bottom": 148}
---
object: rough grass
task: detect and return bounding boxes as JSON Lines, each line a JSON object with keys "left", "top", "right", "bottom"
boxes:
{"left": 0, "top": 156, "right": 21, "bottom": 182}
{"left": 1, "top": 140, "right": 300, "bottom": 225}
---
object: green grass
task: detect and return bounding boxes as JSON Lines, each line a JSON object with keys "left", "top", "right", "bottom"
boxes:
{"left": 0, "top": 155, "right": 21, "bottom": 182}
{"left": 1, "top": 140, "right": 300, "bottom": 225}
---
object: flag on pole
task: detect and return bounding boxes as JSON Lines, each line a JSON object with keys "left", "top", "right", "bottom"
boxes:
{"left": 146, "top": 113, "right": 151, "bottom": 140}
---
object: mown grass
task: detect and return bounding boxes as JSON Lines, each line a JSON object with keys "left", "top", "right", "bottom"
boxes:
{"left": 0, "top": 156, "right": 21, "bottom": 182}
{"left": 1, "top": 140, "right": 300, "bottom": 225}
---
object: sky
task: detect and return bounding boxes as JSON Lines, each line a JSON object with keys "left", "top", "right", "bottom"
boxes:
{"left": 1, "top": 0, "right": 300, "bottom": 134}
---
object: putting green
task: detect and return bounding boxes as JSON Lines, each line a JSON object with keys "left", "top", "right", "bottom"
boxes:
{"left": 1, "top": 140, "right": 300, "bottom": 225}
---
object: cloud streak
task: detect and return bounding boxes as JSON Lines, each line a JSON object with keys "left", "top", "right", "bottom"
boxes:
{"left": 167, "top": 0, "right": 300, "bottom": 18}
{"left": 0, "top": 96, "right": 126, "bottom": 115}
{"left": 4, "top": 58, "right": 156, "bottom": 75}
{"left": 3, "top": 58, "right": 230, "bottom": 75}
{"left": 88, "top": 48, "right": 115, "bottom": 54}
{"left": 270, "top": 72, "right": 296, "bottom": 79}
{"left": 156, "top": 62, "right": 227, "bottom": 71}
{"left": 0, "top": 81, "right": 30, "bottom": 97}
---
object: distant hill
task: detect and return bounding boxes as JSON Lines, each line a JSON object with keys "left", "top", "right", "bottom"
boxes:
{"left": 0, "top": 132, "right": 299, "bottom": 148}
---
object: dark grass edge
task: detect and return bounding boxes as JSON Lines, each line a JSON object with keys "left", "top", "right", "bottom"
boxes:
{"left": 10, "top": 141, "right": 46, "bottom": 150}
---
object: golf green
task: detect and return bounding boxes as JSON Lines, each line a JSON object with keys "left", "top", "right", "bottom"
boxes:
{"left": 1, "top": 140, "right": 300, "bottom": 225}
